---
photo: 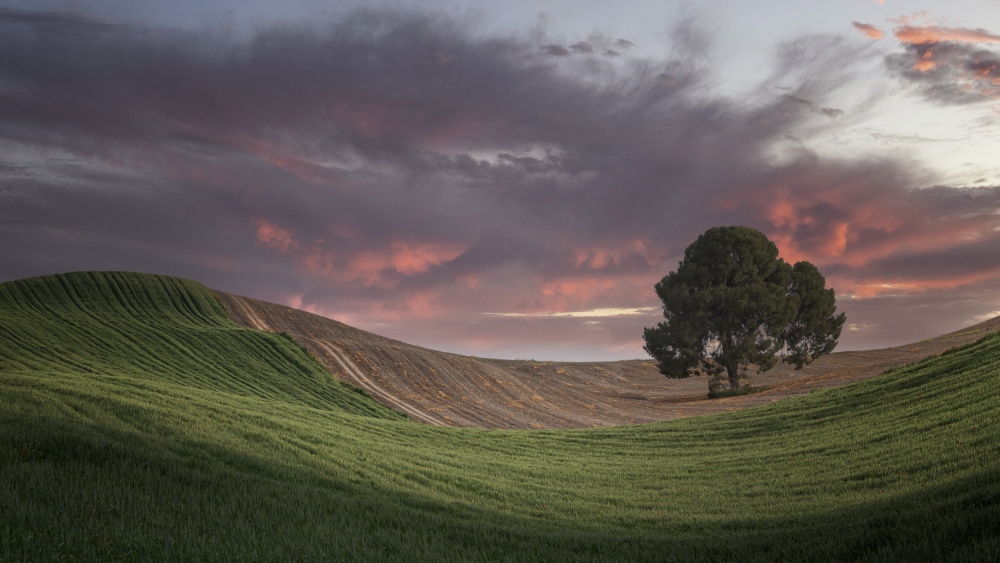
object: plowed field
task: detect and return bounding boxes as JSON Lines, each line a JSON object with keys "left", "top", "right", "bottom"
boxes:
{"left": 212, "top": 290, "right": 1000, "bottom": 429}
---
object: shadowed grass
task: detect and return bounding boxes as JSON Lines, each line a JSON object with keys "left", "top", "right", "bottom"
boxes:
{"left": 1, "top": 272, "right": 998, "bottom": 561}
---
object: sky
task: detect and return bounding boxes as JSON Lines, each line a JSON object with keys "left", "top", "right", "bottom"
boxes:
{"left": 2, "top": 0, "right": 1000, "bottom": 361}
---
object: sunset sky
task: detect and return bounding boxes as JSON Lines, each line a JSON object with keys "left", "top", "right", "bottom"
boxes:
{"left": 3, "top": 0, "right": 1000, "bottom": 361}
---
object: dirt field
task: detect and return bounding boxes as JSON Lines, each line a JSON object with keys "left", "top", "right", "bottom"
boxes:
{"left": 212, "top": 290, "right": 1000, "bottom": 429}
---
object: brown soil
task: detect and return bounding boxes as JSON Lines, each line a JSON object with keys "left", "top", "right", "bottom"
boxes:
{"left": 211, "top": 289, "right": 1000, "bottom": 429}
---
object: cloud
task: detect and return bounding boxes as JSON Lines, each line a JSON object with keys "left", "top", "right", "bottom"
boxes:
{"left": 541, "top": 43, "right": 570, "bottom": 56}
{"left": 256, "top": 219, "right": 299, "bottom": 252}
{"left": 781, "top": 94, "right": 844, "bottom": 118}
{"left": 541, "top": 35, "right": 635, "bottom": 59}
{"left": 300, "top": 241, "right": 467, "bottom": 287}
{"left": 886, "top": 40, "right": 1000, "bottom": 104}
{"left": 891, "top": 12, "right": 929, "bottom": 27}
{"left": 487, "top": 307, "right": 658, "bottom": 318}
{"left": 1, "top": 8, "right": 999, "bottom": 360}
{"left": 723, "top": 174, "right": 1000, "bottom": 290}
{"left": 853, "top": 22, "right": 884, "bottom": 40}
{"left": 895, "top": 26, "right": 1000, "bottom": 45}
{"left": 876, "top": 20, "right": 1000, "bottom": 105}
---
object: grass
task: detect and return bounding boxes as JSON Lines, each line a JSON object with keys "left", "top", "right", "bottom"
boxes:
{"left": 2, "top": 271, "right": 999, "bottom": 561}
{"left": 708, "top": 385, "right": 773, "bottom": 398}
{"left": 939, "top": 329, "right": 983, "bottom": 339}
{"left": 921, "top": 329, "right": 983, "bottom": 343}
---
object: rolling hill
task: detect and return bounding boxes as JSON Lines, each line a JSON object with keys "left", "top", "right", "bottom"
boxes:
{"left": 2, "top": 271, "right": 998, "bottom": 561}
{"left": 212, "top": 289, "right": 1000, "bottom": 429}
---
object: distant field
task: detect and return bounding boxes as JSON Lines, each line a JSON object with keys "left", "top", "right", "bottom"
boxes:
{"left": 2, "top": 271, "right": 998, "bottom": 561}
{"left": 212, "top": 290, "right": 1000, "bottom": 428}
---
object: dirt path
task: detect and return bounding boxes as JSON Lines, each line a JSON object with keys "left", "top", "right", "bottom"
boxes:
{"left": 210, "top": 289, "right": 1000, "bottom": 429}
{"left": 229, "top": 294, "right": 270, "bottom": 331}
{"left": 310, "top": 338, "right": 446, "bottom": 426}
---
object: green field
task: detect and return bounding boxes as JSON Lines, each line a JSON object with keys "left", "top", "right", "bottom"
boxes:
{"left": 2, "top": 271, "right": 998, "bottom": 561}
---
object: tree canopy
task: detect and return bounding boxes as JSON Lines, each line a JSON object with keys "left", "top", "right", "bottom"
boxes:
{"left": 643, "top": 226, "right": 846, "bottom": 390}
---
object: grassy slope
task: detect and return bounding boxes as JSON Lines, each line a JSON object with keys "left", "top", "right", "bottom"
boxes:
{"left": 2, "top": 272, "right": 998, "bottom": 561}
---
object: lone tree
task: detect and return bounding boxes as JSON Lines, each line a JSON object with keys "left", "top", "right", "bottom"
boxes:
{"left": 643, "top": 226, "right": 846, "bottom": 391}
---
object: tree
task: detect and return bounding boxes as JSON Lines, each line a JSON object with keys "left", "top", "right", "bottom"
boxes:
{"left": 643, "top": 226, "right": 845, "bottom": 390}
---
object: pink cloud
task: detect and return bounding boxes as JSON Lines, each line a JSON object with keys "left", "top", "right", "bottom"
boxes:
{"left": 913, "top": 49, "right": 936, "bottom": 72}
{"left": 887, "top": 33, "right": 1000, "bottom": 102}
{"left": 895, "top": 26, "right": 1000, "bottom": 45}
{"left": 255, "top": 219, "right": 299, "bottom": 252}
{"left": 770, "top": 200, "right": 991, "bottom": 271}
{"left": 573, "top": 239, "right": 661, "bottom": 270}
{"left": 839, "top": 267, "right": 1000, "bottom": 298}
{"left": 534, "top": 272, "right": 661, "bottom": 315}
{"left": 404, "top": 290, "right": 444, "bottom": 319}
{"left": 542, "top": 277, "right": 618, "bottom": 299}
{"left": 299, "top": 241, "right": 467, "bottom": 287}
{"left": 748, "top": 183, "right": 906, "bottom": 266}
{"left": 853, "top": 22, "right": 884, "bottom": 40}
{"left": 389, "top": 242, "right": 466, "bottom": 274}
{"left": 891, "top": 12, "right": 929, "bottom": 27}
{"left": 719, "top": 174, "right": 1000, "bottom": 293}
{"left": 458, "top": 273, "right": 481, "bottom": 289}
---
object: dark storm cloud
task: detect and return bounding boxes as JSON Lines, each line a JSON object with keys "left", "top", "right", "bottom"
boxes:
{"left": 0, "top": 8, "right": 125, "bottom": 34}
{"left": 541, "top": 43, "right": 570, "bottom": 56}
{"left": 542, "top": 35, "right": 634, "bottom": 59}
{"left": 2, "top": 7, "right": 1000, "bottom": 359}
{"left": 780, "top": 94, "right": 844, "bottom": 118}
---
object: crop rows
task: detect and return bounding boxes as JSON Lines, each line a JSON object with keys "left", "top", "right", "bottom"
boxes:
{"left": 1, "top": 271, "right": 998, "bottom": 561}
{"left": 0, "top": 271, "right": 404, "bottom": 419}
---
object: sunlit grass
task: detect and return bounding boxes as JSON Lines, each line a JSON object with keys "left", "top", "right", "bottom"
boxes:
{"left": 2, "top": 272, "right": 998, "bottom": 561}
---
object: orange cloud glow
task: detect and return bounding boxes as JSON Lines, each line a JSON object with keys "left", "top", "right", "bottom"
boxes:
{"left": 532, "top": 272, "right": 662, "bottom": 317}
{"left": 896, "top": 26, "right": 1000, "bottom": 45}
{"left": 542, "top": 277, "right": 617, "bottom": 299}
{"left": 300, "top": 241, "right": 467, "bottom": 287}
{"left": 822, "top": 222, "right": 850, "bottom": 256}
{"left": 853, "top": 22, "right": 884, "bottom": 40}
{"left": 975, "top": 62, "right": 998, "bottom": 77}
{"left": 389, "top": 242, "right": 466, "bottom": 275}
{"left": 750, "top": 184, "right": 906, "bottom": 266}
{"left": 770, "top": 209, "right": 996, "bottom": 271}
{"left": 457, "top": 270, "right": 652, "bottom": 323}
{"left": 256, "top": 219, "right": 299, "bottom": 252}
{"left": 724, "top": 179, "right": 1000, "bottom": 276}
{"left": 404, "top": 290, "right": 444, "bottom": 319}
{"left": 335, "top": 289, "right": 451, "bottom": 323}
{"left": 573, "top": 239, "right": 659, "bottom": 270}
{"left": 914, "top": 50, "right": 936, "bottom": 72}
{"left": 300, "top": 247, "right": 337, "bottom": 277}
{"left": 839, "top": 267, "right": 1000, "bottom": 298}
{"left": 458, "top": 273, "right": 481, "bottom": 289}
{"left": 892, "top": 12, "right": 929, "bottom": 27}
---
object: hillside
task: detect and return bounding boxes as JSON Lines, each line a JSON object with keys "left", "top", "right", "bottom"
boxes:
{"left": 0, "top": 271, "right": 405, "bottom": 420}
{"left": 212, "top": 290, "right": 1000, "bottom": 428}
{"left": 2, "top": 271, "right": 999, "bottom": 561}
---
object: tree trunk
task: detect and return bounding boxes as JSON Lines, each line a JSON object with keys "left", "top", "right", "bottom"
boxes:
{"left": 723, "top": 331, "right": 740, "bottom": 389}
{"left": 726, "top": 362, "right": 740, "bottom": 389}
